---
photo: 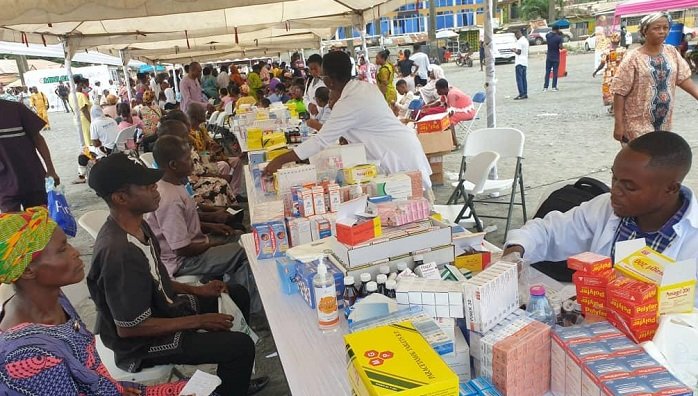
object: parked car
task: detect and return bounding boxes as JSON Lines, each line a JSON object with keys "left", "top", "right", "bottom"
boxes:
{"left": 492, "top": 33, "right": 517, "bottom": 63}
{"left": 584, "top": 35, "right": 596, "bottom": 51}
{"left": 528, "top": 27, "right": 573, "bottom": 45}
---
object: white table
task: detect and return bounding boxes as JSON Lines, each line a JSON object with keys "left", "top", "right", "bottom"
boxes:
{"left": 241, "top": 234, "right": 352, "bottom": 396}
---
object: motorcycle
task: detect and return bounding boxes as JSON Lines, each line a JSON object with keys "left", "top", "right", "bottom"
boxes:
{"left": 455, "top": 51, "right": 474, "bottom": 67}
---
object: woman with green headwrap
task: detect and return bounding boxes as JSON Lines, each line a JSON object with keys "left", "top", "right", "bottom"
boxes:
{"left": 0, "top": 207, "right": 190, "bottom": 395}
{"left": 612, "top": 11, "right": 698, "bottom": 143}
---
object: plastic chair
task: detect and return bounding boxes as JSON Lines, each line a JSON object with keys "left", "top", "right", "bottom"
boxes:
{"left": 78, "top": 210, "right": 110, "bottom": 239}
{"left": 446, "top": 128, "right": 527, "bottom": 241}
{"left": 223, "top": 101, "right": 234, "bottom": 115}
{"left": 95, "top": 335, "right": 179, "bottom": 383}
{"left": 113, "top": 126, "right": 137, "bottom": 153}
{"left": 139, "top": 152, "right": 155, "bottom": 168}
{"left": 454, "top": 91, "right": 485, "bottom": 140}
{"left": 435, "top": 151, "right": 499, "bottom": 231}
{"left": 407, "top": 97, "right": 425, "bottom": 120}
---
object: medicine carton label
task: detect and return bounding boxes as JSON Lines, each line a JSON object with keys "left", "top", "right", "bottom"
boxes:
{"left": 607, "top": 296, "right": 658, "bottom": 318}
{"left": 573, "top": 270, "right": 616, "bottom": 289}
{"left": 577, "top": 285, "right": 607, "bottom": 300}
{"left": 607, "top": 276, "right": 657, "bottom": 303}
{"left": 568, "top": 252, "right": 612, "bottom": 274}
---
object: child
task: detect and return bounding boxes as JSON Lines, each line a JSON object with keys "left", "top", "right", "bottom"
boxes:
{"left": 219, "top": 87, "right": 234, "bottom": 108}
{"left": 307, "top": 86, "right": 331, "bottom": 131}
{"left": 259, "top": 98, "right": 271, "bottom": 108}
{"left": 286, "top": 84, "right": 307, "bottom": 115}
{"left": 268, "top": 83, "right": 290, "bottom": 103}
{"left": 393, "top": 79, "right": 416, "bottom": 122}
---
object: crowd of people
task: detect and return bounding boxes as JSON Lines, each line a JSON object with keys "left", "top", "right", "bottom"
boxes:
{"left": 1, "top": 10, "right": 698, "bottom": 396}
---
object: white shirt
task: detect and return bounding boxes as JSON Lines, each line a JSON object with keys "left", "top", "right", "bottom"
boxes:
{"left": 164, "top": 87, "right": 176, "bottom": 104}
{"left": 316, "top": 105, "right": 332, "bottom": 123}
{"left": 395, "top": 91, "right": 416, "bottom": 119}
{"left": 507, "top": 190, "right": 698, "bottom": 307}
{"left": 217, "top": 71, "right": 230, "bottom": 89}
{"left": 294, "top": 80, "right": 432, "bottom": 190}
{"left": 89, "top": 117, "right": 120, "bottom": 151}
{"left": 515, "top": 36, "right": 529, "bottom": 67}
{"left": 410, "top": 52, "right": 430, "bottom": 80}
{"left": 303, "top": 77, "right": 326, "bottom": 107}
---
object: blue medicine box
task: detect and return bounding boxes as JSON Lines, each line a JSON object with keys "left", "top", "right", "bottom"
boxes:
{"left": 294, "top": 259, "right": 345, "bottom": 309}
{"left": 275, "top": 257, "right": 299, "bottom": 295}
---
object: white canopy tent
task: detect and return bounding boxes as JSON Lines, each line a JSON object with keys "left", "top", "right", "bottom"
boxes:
{"left": 0, "top": 41, "right": 145, "bottom": 67}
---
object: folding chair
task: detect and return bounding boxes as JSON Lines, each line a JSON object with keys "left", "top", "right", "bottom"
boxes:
{"left": 78, "top": 210, "right": 110, "bottom": 239}
{"left": 446, "top": 128, "right": 527, "bottom": 241}
{"left": 434, "top": 151, "right": 499, "bottom": 231}
{"left": 407, "top": 97, "right": 425, "bottom": 120}
{"left": 113, "top": 126, "right": 137, "bottom": 154}
{"left": 454, "top": 91, "right": 486, "bottom": 138}
{"left": 139, "top": 152, "right": 155, "bottom": 168}
{"left": 95, "top": 335, "right": 182, "bottom": 383}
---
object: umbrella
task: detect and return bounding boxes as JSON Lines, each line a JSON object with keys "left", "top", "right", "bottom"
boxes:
{"left": 552, "top": 19, "right": 571, "bottom": 29}
{"left": 436, "top": 30, "right": 459, "bottom": 39}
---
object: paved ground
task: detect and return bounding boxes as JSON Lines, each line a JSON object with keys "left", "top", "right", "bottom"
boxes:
{"left": 5, "top": 48, "right": 697, "bottom": 395}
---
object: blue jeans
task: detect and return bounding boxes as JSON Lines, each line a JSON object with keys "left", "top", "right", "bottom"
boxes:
{"left": 544, "top": 59, "right": 559, "bottom": 89}
{"left": 515, "top": 65, "right": 527, "bottom": 96}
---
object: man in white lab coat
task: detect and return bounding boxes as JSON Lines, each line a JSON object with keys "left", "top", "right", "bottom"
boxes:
{"left": 504, "top": 132, "right": 698, "bottom": 306}
{"left": 263, "top": 51, "right": 433, "bottom": 192}
{"left": 303, "top": 54, "right": 326, "bottom": 118}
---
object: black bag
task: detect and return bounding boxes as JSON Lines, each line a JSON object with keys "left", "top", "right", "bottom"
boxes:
{"left": 530, "top": 177, "right": 610, "bottom": 282}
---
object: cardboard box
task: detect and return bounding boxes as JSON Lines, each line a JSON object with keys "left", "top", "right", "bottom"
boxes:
{"left": 455, "top": 251, "right": 492, "bottom": 273}
{"left": 418, "top": 128, "right": 455, "bottom": 154}
{"left": 573, "top": 270, "right": 616, "bottom": 289}
{"left": 581, "top": 353, "right": 666, "bottom": 396}
{"left": 614, "top": 239, "right": 697, "bottom": 314}
{"left": 330, "top": 220, "right": 452, "bottom": 268}
{"left": 464, "top": 261, "right": 519, "bottom": 333}
{"left": 343, "top": 164, "right": 378, "bottom": 185}
{"left": 576, "top": 284, "right": 607, "bottom": 300}
{"left": 251, "top": 220, "right": 288, "bottom": 259}
{"left": 275, "top": 257, "right": 299, "bottom": 295}
{"left": 416, "top": 112, "right": 451, "bottom": 133}
{"left": 601, "top": 372, "right": 693, "bottom": 396}
{"left": 294, "top": 259, "right": 345, "bottom": 309}
{"left": 606, "top": 312, "right": 658, "bottom": 343}
{"left": 607, "top": 276, "right": 657, "bottom": 304}
{"left": 567, "top": 252, "right": 612, "bottom": 274}
{"left": 607, "top": 296, "right": 658, "bottom": 318}
{"left": 344, "top": 322, "right": 459, "bottom": 396}
{"left": 335, "top": 195, "right": 382, "bottom": 246}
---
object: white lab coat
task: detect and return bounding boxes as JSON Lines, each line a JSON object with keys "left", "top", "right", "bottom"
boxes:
{"left": 303, "top": 77, "right": 326, "bottom": 108}
{"left": 294, "top": 80, "right": 432, "bottom": 190}
{"left": 507, "top": 189, "right": 698, "bottom": 307}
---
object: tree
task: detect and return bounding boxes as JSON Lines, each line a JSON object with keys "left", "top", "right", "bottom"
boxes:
{"left": 521, "top": 0, "right": 550, "bottom": 21}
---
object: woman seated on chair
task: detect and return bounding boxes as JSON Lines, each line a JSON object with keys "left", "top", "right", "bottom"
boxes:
{"left": 415, "top": 64, "right": 448, "bottom": 120}
{"left": 435, "top": 78, "right": 476, "bottom": 147}
{"left": 116, "top": 102, "right": 144, "bottom": 132}
{"left": 0, "top": 207, "right": 189, "bottom": 395}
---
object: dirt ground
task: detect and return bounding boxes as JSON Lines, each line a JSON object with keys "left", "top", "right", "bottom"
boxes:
{"left": 11, "top": 48, "right": 698, "bottom": 395}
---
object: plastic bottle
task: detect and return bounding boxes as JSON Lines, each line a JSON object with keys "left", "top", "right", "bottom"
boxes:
{"left": 343, "top": 276, "right": 359, "bottom": 308}
{"left": 366, "top": 281, "right": 378, "bottom": 296}
{"left": 379, "top": 265, "right": 390, "bottom": 277}
{"left": 313, "top": 260, "right": 339, "bottom": 331}
{"left": 359, "top": 273, "right": 372, "bottom": 297}
{"left": 526, "top": 286, "right": 555, "bottom": 327}
{"left": 396, "top": 262, "right": 408, "bottom": 274}
{"left": 385, "top": 279, "right": 397, "bottom": 299}
{"left": 376, "top": 274, "right": 388, "bottom": 296}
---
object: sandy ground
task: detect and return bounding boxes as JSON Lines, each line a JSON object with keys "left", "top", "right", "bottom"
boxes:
{"left": 7, "top": 49, "right": 697, "bottom": 395}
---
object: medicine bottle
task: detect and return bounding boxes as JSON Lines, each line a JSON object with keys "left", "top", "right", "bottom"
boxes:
{"left": 313, "top": 260, "right": 339, "bottom": 331}
{"left": 366, "top": 281, "right": 378, "bottom": 296}
{"left": 385, "top": 280, "right": 397, "bottom": 299}
{"left": 379, "top": 265, "right": 390, "bottom": 276}
{"left": 343, "top": 276, "right": 359, "bottom": 308}
{"left": 376, "top": 274, "right": 388, "bottom": 296}
{"left": 359, "top": 273, "right": 371, "bottom": 297}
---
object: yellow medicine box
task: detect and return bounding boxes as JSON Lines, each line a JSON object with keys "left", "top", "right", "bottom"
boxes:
{"left": 344, "top": 322, "right": 458, "bottom": 396}
{"left": 344, "top": 164, "right": 378, "bottom": 185}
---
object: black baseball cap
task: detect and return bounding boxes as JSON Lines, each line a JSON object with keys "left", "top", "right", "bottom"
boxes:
{"left": 89, "top": 153, "right": 163, "bottom": 198}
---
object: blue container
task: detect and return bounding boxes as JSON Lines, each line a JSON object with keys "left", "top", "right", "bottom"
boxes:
{"left": 665, "top": 22, "right": 684, "bottom": 46}
{"left": 275, "top": 257, "right": 299, "bottom": 295}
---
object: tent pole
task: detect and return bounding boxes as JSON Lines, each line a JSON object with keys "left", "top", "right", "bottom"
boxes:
{"left": 483, "top": 0, "right": 497, "bottom": 128}
{"left": 62, "top": 38, "right": 86, "bottom": 147}
{"left": 119, "top": 50, "right": 133, "bottom": 104}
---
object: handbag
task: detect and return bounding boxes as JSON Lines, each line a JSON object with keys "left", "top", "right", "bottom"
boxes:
{"left": 46, "top": 177, "right": 78, "bottom": 237}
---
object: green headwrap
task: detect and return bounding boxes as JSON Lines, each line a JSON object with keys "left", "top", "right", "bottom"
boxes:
{"left": 0, "top": 207, "right": 57, "bottom": 284}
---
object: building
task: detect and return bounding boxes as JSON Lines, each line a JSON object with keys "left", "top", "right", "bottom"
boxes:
{"left": 335, "top": 0, "right": 517, "bottom": 39}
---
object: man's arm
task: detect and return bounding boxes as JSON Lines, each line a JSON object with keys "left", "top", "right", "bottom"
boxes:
{"left": 116, "top": 316, "right": 202, "bottom": 338}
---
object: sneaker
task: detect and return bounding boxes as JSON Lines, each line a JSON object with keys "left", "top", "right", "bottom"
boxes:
{"left": 542, "top": 88, "right": 548, "bottom": 92}
{"left": 513, "top": 96, "right": 522, "bottom": 100}
{"left": 552, "top": 87, "right": 559, "bottom": 92}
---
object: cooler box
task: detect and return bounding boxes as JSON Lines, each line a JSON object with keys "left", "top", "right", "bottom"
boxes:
{"left": 294, "top": 259, "right": 345, "bottom": 309}
{"left": 550, "top": 48, "right": 568, "bottom": 78}
{"left": 665, "top": 23, "right": 684, "bottom": 46}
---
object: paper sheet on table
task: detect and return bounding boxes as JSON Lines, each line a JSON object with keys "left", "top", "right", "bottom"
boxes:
{"left": 178, "top": 370, "right": 221, "bottom": 396}
{"left": 643, "top": 312, "right": 698, "bottom": 392}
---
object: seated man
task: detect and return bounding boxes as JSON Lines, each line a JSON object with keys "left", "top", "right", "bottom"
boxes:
{"left": 146, "top": 135, "right": 259, "bottom": 310}
{"left": 306, "top": 86, "right": 331, "bottom": 132}
{"left": 74, "top": 106, "right": 120, "bottom": 184}
{"left": 504, "top": 132, "right": 698, "bottom": 307}
{"left": 87, "top": 153, "right": 268, "bottom": 395}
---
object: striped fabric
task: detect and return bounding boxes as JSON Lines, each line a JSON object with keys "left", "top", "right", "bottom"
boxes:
{"left": 0, "top": 126, "right": 26, "bottom": 139}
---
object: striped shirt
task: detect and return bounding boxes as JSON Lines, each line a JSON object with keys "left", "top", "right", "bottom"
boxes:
{"left": 612, "top": 187, "right": 691, "bottom": 256}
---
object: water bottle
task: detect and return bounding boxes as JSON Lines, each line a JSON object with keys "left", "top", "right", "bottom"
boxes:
{"left": 526, "top": 286, "right": 555, "bottom": 327}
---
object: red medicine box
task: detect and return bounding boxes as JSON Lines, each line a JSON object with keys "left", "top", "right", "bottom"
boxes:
{"left": 607, "top": 275, "right": 657, "bottom": 303}
{"left": 567, "top": 252, "right": 612, "bottom": 274}
{"left": 573, "top": 270, "right": 616, "bottom": 288}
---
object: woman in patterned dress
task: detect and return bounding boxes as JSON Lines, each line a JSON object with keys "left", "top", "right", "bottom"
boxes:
{"left": 612, "top": 12, "right": 698, "bottom": 142}
{"left": 0, "top": 207, "right": 189, "bottom": 395}
{"left": 593, "top": 32, "right": 627, "bottom": 115}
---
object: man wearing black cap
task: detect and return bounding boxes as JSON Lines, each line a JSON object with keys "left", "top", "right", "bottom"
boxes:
{"left": 87, "top": 153, "right": 269, "bottom": 396}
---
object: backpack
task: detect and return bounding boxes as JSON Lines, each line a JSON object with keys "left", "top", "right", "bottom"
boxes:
{"left": 530, "top": 177, "right": 610, "bottom": 282}
{"left": 57, "top": 85, "right": 68, "bottom": 97}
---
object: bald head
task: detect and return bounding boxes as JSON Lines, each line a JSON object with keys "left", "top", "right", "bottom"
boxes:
{"left": 627, "top": 131, "right": 692, "bottom": 181}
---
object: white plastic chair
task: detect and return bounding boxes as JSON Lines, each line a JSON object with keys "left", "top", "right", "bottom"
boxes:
{"left": 454, "top": 91, "right": 486, "bottom": 143}
{"left": 435, "top": 151, "right": 499, "bottom": 231}
{"left": 113, "top": 126, "right": 137, "bottom": 153}
{"left": 223, "top": 101, "right": 234, "bottom": 115}
{"left": 95, "top": 335, "right": 178, "bottom": 383}
{"left": 446, "top": 128, "right": 527, "bottom": 241}
{"left": 78, "top": 210, "right": 110, "bottom": 239}
{"left": 139, "top": 152, "right": 155, "bottom": 168}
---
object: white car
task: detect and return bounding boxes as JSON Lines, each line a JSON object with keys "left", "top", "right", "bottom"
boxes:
{"left": 491, "top": 33, "right": 517, "bottom": 63}
{"left": 584, "top": 35, "right": 596, "bottom": 51}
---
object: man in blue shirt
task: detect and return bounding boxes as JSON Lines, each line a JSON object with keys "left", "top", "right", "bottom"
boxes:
{"left": 543, "top": 25, "right": 564, "bottom": 92}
